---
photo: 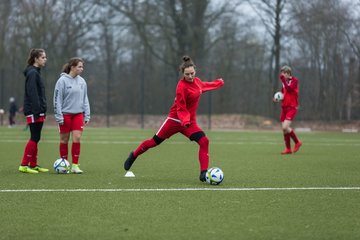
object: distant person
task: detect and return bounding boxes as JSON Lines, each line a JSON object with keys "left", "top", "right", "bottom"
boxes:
{"left": 123, "top": 56, "right": 224, "bottom": 182}
{"left": 19, "top": 48, "right": 49, "bottom": 174}
{"left": 53, "top": 57, "right": 90, "bottom": 174}
{"left": 8, "top": 97, "right": 18, "bottom": 128}
{"left": 274, "top": 65, "right": 302, "bottom": 154}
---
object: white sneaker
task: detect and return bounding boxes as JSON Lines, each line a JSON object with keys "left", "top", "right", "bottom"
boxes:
{"left": 71, "top": 164, "right": 83, "bottom": 174}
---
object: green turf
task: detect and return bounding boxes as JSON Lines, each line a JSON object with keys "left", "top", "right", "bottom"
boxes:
{"left": 0, "top": 126, "right": 360, "bottom": 239}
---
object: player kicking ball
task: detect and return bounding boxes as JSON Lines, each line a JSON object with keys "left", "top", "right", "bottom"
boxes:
{"left": 124, "top": 56, "right": 224, "bottom": 182}
{"left": 274, "top": 65, "right": 302, "bottom": 154}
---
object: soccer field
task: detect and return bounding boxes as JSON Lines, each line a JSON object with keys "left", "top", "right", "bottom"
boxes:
{"left": 0, "top": 126, "right": 360, "bottom": 240}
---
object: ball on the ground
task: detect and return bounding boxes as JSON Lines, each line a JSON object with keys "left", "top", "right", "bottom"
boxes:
{"left": 0, "top": 109, "right": 4, "bottom": 114}
{"left": 53, "top": 158, "right": 70, "bottom": 174}
{"left": 273, "top": 92, "right": 284, "bottom": 102}
{"left": 205, "top": 167, "right": 224, "bottom": 185}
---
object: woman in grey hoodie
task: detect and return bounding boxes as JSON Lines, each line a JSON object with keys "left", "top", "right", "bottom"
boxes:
{"left": 53, "top": 57, "right": 90, "bottom": 173}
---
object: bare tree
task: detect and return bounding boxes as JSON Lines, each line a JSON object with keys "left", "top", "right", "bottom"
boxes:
{"left": 5, "top": 0, "right": 98, "bottom": 112}
{"left": 1, "top": 0, "right": 360, "bottom": 124}
{"left": 0, "top": 0, "right": 12, "bottom": 109}
{"left": 246, "top": 0, "right": 288, "bottom": 117}
{"left": 341, "top": 1, "right": 360, "bottom": 119}
{"left": 96, "top": 0, "right": 237, "bottom": 73}
{"left": 290, "top": 0, "right": 353, "bottom": 120}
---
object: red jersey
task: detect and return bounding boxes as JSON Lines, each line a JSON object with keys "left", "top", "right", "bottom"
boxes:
{"left": 280, "top": 75, "right": 298, "bottom": 108}
{"left": 168, "top": 77, "right": 224, "bottom": 126}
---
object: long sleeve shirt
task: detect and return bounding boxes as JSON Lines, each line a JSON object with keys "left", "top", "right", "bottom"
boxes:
{"left": 280, "top": 75, "right": 299, "bottom": 108}
{"left": 23, "top": 65, "right": 47, "bottom": 117}
{"left": 168, "top": 77, "right": 224, "bottom": 126}
{"left": 53, "top": 73, "right": 90, "bottom": 124}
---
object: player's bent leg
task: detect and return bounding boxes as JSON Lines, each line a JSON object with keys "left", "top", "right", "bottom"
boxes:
{"left": 134, "top": 135, "right": 163, "bottom": 157}
{"left": 281, "top": 120, "right": 292, "bottom": 154}
{"left": 289, "top": 130, "right": 302, "bottom": 153}
{"left": 282, "top": 120, "right": 292, "bottom": 133}
{"left": 190, "top": 132, "right": 209, "bottom": 182}
{"left": 124, "top": 135, "right": 164, "bottom": 171}
{"left": 197, "top": 136, "right": 209, "bottom": 170}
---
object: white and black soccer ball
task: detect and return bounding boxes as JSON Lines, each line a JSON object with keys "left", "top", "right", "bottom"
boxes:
{"left": 53, "top": 158, "right": 70, "bottom": 174}
{"left": 205, "top": 167, "right": 224, "bottom": 185}
{"left": 273, "top": 92, "right": 284, "bottom": 102}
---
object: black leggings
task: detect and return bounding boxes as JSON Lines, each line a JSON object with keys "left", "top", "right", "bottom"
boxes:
{"left": 29, "top": 122, "right": 43, "bottom": 143}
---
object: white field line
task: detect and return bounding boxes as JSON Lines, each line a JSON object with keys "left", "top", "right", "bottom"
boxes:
{"left": 1, "top": 187, "right": 360, "bottom": 193}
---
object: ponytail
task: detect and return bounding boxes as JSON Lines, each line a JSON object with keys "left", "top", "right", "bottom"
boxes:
{"left": 62, "top": 57, "right": 84, "bottom": 74}
{"left": 26, "top": 48, "right": 45, "bottom": 65}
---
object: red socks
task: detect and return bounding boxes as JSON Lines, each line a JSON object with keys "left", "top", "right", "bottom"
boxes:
{"left": 60, "top": 143, "right": 81, "bottom": 164}
{"left": 197, "top": 136, "right": 209, "bottom": 171}
{"left": 22, "top": 141, "right": 83, "bottom": 167}
{"left": 284, "top": 133, "right": 291, "bottom": 149}
{"left": 21, "top": 140, "right": 37, "bottom": 167}
{"left": 60, "top": 143, "right": 68, "bottom": 160}
{"left": 72, "top": 142, "right": 80, "bottom": 164}
{"left": 289, "top": 130, "right": 299, "bottom": 143}
{"left": 284, "top": 130, "right": 300, "bottom": 149}
{"left": 30, "top": 145, "right": 38, "bottom": 168}
{"left": 133, "top": 138, "right": 157, "bottom": 158}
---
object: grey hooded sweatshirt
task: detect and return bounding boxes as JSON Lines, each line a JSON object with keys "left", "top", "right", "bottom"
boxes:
{"left": 53, "top": 73, "right": 90, "bottom": 124}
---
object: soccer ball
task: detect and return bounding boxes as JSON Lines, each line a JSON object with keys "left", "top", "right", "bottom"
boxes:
{"left": 53, "top": 158, "right": 70, "bottom": 174}
{"left": 205, "top": 167, "right": 224, "bottom": 185}
{"left": 273, "top": 92, "right": 284, "bottom": 102}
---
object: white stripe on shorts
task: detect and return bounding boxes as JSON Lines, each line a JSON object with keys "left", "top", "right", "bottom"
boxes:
{"left": 156, "top": 117, "right": 181, "bottom": 136}
{"left": 167, "top": 117, "right": 181, "bottom": 123}
{"left": 26, "top": 114, "right": 34, "bottom": 123}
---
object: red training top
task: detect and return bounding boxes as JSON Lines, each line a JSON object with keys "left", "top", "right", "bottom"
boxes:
{"left": 168, "top": 77, "right": 224, "bottom": 126}
{"left": 280, "top": 75, "right": 298, "bottom": 108}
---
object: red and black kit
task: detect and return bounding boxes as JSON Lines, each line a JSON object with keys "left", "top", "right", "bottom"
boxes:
{"left": 21, "top": 65, "right": 47, "bottom": 167}
{"left": 131, "top": 77, "right": 224, "bottom": 171}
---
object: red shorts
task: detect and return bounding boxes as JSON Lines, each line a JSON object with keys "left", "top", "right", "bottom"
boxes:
{"left": 26, "top": 113, "right": 45, "bottom": 124}
{"left": 280, "top": 107, "right": 298, "bottom": 122}
{"left": 156, "top": 117, "right": 203, "bottom": 140}
{"left": 58, "top": 113, "right": 84, "bottom": 133}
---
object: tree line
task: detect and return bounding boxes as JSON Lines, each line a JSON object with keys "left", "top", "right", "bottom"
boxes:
{"left": 0, "top": 0, "right": 359, "bottom": 123}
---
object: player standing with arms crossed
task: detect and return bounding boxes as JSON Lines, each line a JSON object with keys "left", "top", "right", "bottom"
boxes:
{"left": 276, "top": 65, "right": 302, "bottom": 154}
{"left": 53, "top": 57, "right": 90, "bottom": 173}
{"left": 124, "top": 56, "right": 224, "bottom": 182}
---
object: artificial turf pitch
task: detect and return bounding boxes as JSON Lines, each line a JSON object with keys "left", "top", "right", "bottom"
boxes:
{"left": 0, "top": 126, "right": 359, "bottom": 239}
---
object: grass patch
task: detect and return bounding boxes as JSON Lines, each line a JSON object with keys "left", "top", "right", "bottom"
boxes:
{"left": 0, "top": 127, "right": 360, "bottom": 239}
